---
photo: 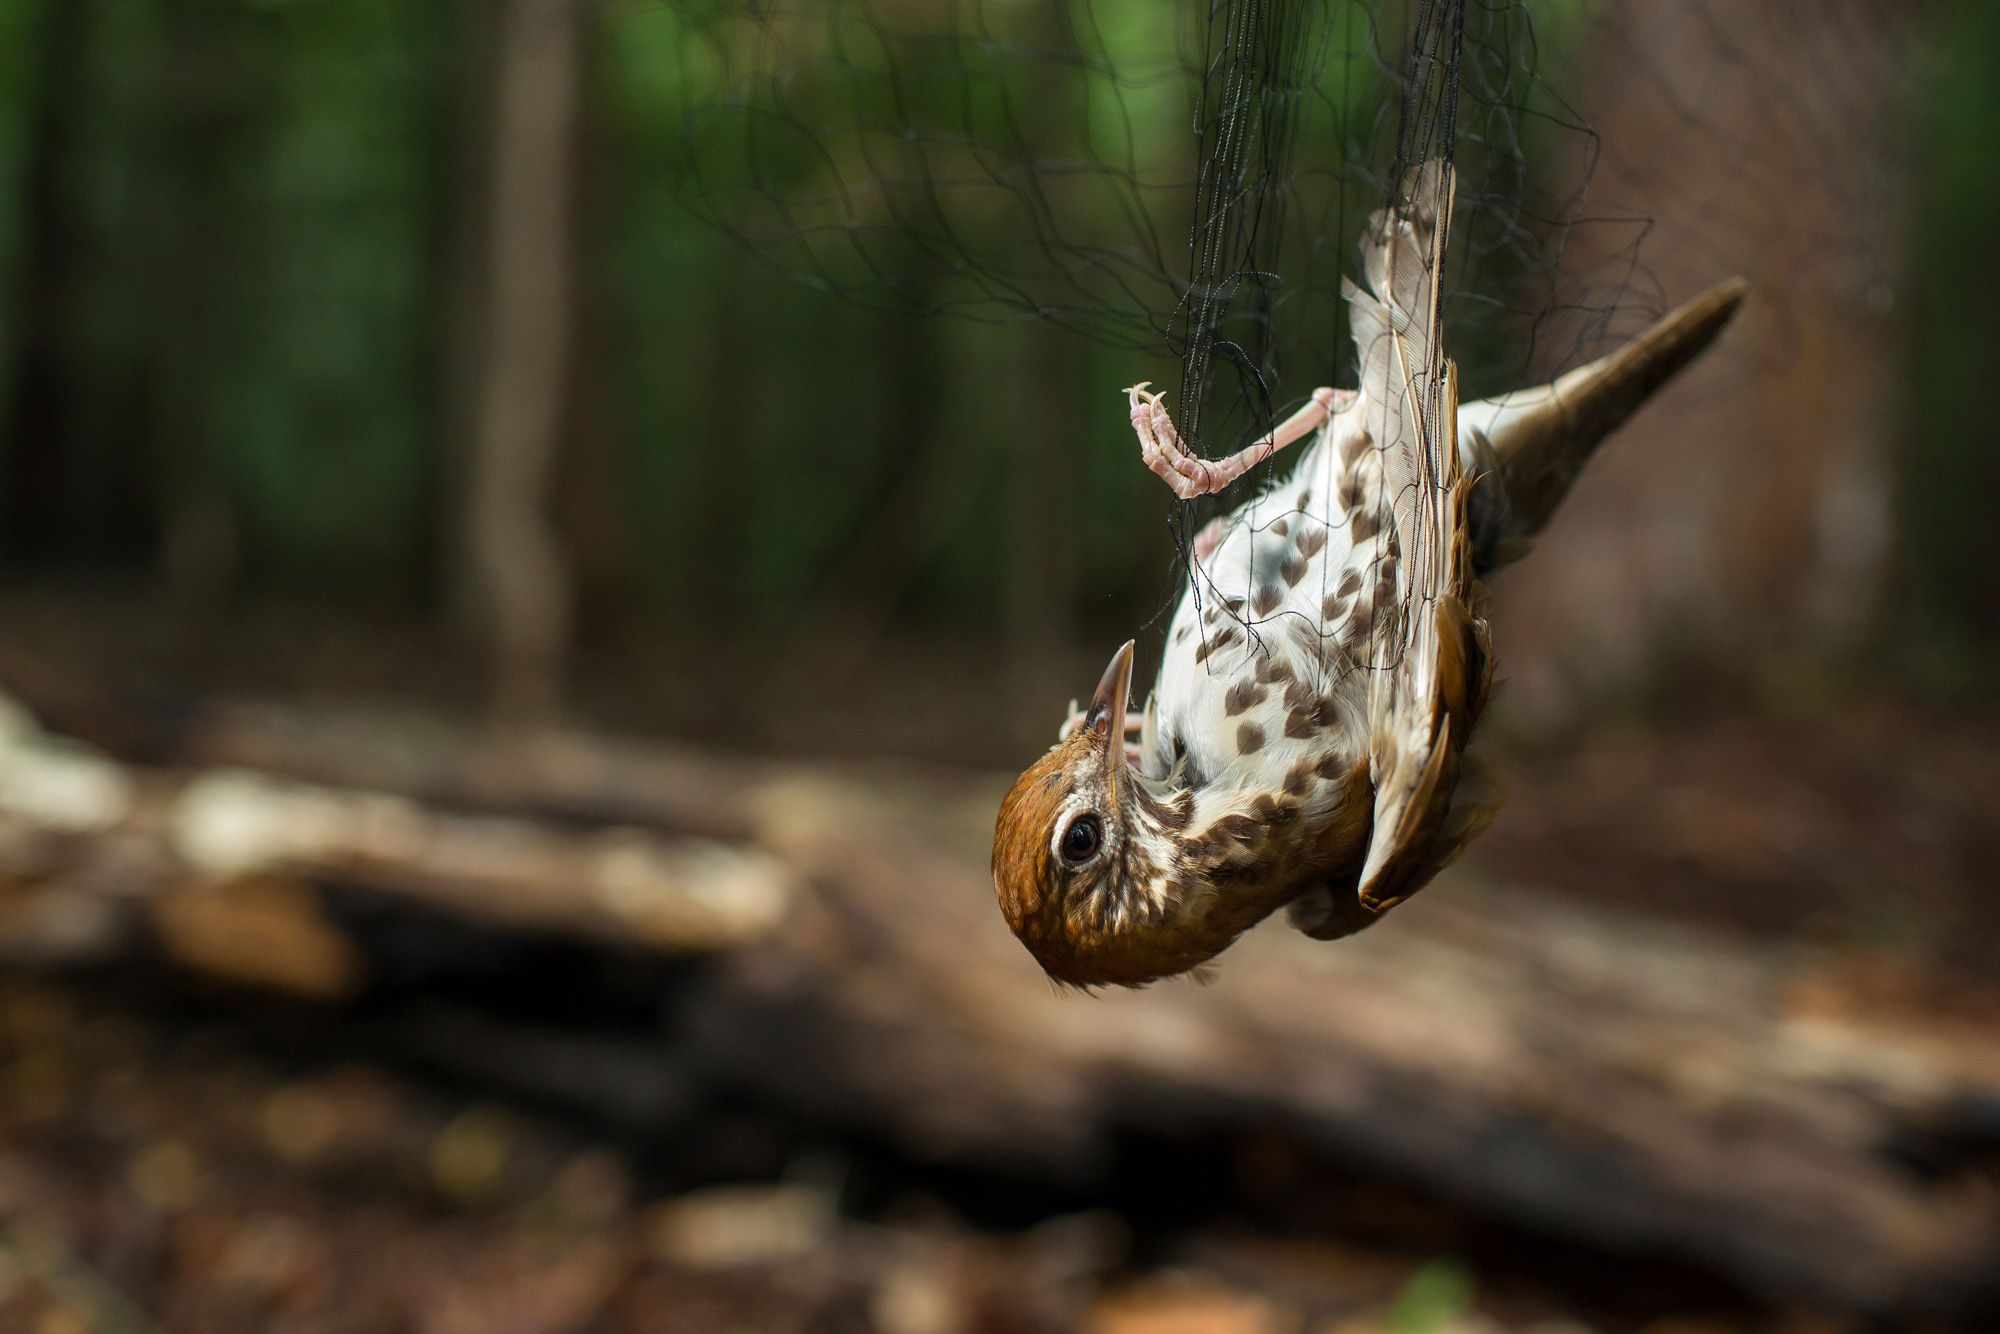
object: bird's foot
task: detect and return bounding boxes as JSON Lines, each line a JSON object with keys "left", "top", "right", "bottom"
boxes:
{"left": 1126, "top": 383, "right": 1351, "bottom": 500}
{"left": 1127, "top": 383, "right": 1223, "bottom": 499}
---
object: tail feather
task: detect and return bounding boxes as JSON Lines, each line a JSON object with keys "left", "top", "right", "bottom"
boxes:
{"left": 1459, "top": 276, "right": 1749, "bottom": 572}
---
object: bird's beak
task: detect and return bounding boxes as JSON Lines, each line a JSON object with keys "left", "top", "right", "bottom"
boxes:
{"left": 1085, "top": 640, "right": 1136, "bottom": 768}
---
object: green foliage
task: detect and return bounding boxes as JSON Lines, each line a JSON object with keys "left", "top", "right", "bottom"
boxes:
{"left": 1385, "top": 1258, "right": 1476, "bottom": 1334}
{"left": 0, "top": 0, "right": 39, "bottom": 416}
{"left": 0, "top": 0, "right": 448, "bottom": 587}
{"left": 196, "top": 0, "right": 448, "bottom": 583}
{"left": 600, "top": 0, "right": 1178, "bottom": 630}
{"left": 0, "top": 0, "right": 1630, "bottom": 645}
{"left": 1905, "top": 0, "right": 2000, "bottom": 645}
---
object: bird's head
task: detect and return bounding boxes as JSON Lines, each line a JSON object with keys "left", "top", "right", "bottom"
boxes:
{"left": 992, "top": 641, "right": 1204, "bottom": 987}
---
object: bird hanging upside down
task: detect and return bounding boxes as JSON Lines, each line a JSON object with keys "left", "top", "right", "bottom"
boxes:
{"left": 992, "top": 164, "right": 1748, "bottom": 987}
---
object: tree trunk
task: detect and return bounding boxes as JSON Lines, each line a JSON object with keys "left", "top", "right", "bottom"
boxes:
{"left": 464, "top": 0, "right": 585, "bottom": 724}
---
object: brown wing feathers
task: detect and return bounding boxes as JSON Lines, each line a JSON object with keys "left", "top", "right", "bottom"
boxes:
{"left": 1357, "top": 355, "right": 1493, "bottom": 911}
{"left": 1347, "top": 169, "right": 1495, "bottom": 912}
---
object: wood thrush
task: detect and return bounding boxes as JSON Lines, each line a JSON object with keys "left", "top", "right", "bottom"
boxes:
{"left": 992, "top": 163, "right": 1747, "bottom": 986}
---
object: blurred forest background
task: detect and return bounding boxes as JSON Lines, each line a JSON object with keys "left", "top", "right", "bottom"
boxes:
{"left": 0, "top": 0, "right": 1988, "bottom": 763}
{"left": 0, "top": 2, "right": 1998, "bottom": 1331}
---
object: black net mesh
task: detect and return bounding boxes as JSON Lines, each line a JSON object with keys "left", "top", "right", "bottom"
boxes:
{"left": 658, "top": 0, "right": 1633, "bottom": 596}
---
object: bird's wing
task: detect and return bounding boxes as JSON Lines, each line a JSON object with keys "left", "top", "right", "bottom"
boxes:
{"left": 1343, "top": 161, "right": 1494, "bottom": 913}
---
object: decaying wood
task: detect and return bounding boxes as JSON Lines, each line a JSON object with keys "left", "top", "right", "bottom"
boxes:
{"left": 0, "top": 695, "right": 794, "bottom": 986}
{"left": 0, "top": 692, "right": 1995, "bottom": 1311}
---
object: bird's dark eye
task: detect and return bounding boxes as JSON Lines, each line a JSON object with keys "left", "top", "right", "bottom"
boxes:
{"left": 1060, "top": 814, "right": 1102, "bottom": 864}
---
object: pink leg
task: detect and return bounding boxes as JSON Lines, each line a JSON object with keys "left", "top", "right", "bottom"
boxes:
{"left": 1192, "top": 516, "right": 1228, "bottom": 564}
{"left": 1126, "top": 383, "right": 1353, "bottom": 499}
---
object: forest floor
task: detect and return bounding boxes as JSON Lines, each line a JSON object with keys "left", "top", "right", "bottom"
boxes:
{"left": 0, "top": 967, "right": 1835, "bottom": 1334}
{"left": 0, "top": 583, "right": 1992, "bottom": 1331}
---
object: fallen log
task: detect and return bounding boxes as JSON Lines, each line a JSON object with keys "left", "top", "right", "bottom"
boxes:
{"left": 0, "top": 692, "right": 1994, "bottom": 1311}
{"left": 0, "top": 697, "right": 797, "bottom": 987}
{"left": 706, "top": 768, "right": 2000, "bottom": 1311}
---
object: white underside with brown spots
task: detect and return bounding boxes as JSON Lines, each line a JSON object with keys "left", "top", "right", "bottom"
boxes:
{"left": 1142, "top": 405, "right": 1385, "bottom": 811}
{"left": 1136, "top": 163, "right": 1472, "bottom": 893}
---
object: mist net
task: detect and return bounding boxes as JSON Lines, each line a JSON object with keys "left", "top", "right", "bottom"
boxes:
{"left": 659, "top": 0, "right": 1619, "bottom": 571}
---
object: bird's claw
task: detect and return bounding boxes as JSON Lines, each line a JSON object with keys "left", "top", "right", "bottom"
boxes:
{"left": 1126, "top": 382, "right": 1225, "bottom": 500}
{"left": 1125, "top": 383, "right": 1350, "bottom": 501}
